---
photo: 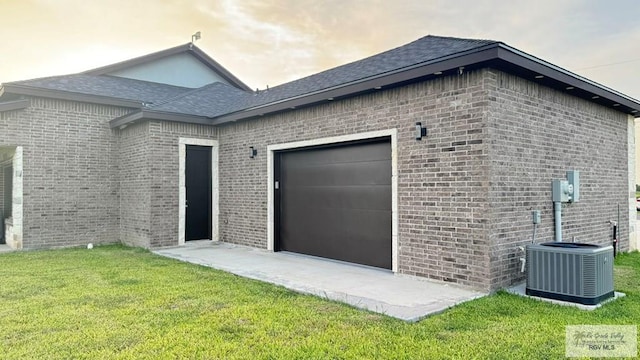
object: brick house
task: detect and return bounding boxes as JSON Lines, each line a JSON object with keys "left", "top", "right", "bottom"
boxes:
{"left": 1, "top": 35, "right": 638, "bottom": 291}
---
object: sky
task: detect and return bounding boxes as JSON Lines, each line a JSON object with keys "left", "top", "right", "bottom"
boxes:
{"left": 1, "top": 0, "right": 640, "bottom": 100}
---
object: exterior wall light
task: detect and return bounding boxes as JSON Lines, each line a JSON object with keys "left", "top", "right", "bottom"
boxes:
{"left": 250, "top": 146, "right": 257, "bottom": 158}
{"left": 415, "top": 122, "right": 427, "bottom": 140}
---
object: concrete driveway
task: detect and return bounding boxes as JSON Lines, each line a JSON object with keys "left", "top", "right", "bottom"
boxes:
{"left": 154, "top": 241, "right": 486, "bottom": 322}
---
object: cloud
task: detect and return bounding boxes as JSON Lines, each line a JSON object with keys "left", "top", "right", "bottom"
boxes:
{"left": 1, "top": 0, "right": 639, "bottom": 99}
{"left": 194, "top": 0, "right": 318, "bottom": 88}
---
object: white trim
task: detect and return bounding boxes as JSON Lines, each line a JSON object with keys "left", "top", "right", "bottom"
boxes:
{"left": 178, "top": 138, "right": 219, "bottom": 245}
{"left": 628, "top": 116, "right": 638, "bottom": 251}
{"left": 5, "top": 147, "right": 23, "bottom": 250}
{"left": 267, "top": 129, "right": 399, "bottom": 272}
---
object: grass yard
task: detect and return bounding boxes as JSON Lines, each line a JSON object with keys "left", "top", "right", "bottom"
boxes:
{"left": 0, "top": 246, "right": 638, "bottom": 359}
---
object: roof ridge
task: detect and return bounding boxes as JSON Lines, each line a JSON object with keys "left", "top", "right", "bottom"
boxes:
{"left": 420, "top": 34, "right": 498, "bottom": 43}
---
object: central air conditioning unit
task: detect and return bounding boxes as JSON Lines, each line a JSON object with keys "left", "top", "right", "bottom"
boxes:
{"left": 526, "top": 242, "right": 614, "bottom": 305}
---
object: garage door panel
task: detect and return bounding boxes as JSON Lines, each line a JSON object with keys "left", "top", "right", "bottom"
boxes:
{"left": 277, "top": 139, "right": 392, "bottom": 269}
{"left": 282, "top": 186, "right": 391, "bottom": 211}
{"left": 283, "top": 160, "right": 391, "bottom": 187}
{"left": 282, "top": 206, "right": 391, "bottom": 240}
{"left": 283, "top": 143, "right": 390, "bottom": 166}
{"left": 281, "top": 207, "right": 391, "bottom": 269}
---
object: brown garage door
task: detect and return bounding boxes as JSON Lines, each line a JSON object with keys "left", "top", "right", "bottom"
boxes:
{"left": 275, "top": 138, "right": 392, "bottom": 269}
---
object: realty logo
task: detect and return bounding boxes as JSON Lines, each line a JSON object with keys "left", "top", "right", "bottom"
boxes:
{"left": 566, "top": 325, "right": 637, "bottom": 358}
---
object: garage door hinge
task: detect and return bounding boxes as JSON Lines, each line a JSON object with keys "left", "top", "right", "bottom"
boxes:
{"left": 274, "top": 181, "right": 279, "bottom": 190}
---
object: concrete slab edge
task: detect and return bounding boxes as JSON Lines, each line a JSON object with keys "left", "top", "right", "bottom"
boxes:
{"left": 506, "top": 283, "right": 626, "bottom": 310}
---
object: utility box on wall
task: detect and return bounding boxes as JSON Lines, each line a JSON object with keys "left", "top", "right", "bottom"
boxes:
{"left": 526, "top": 242, "right": 614, "bottom": 305}
{"left": 566, "top": 170, "right": 579, "bottom": 202}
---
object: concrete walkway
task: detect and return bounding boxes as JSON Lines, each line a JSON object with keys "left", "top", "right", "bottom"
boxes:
{"left": 153, "top": 241, "right": 486, "bottom": 322}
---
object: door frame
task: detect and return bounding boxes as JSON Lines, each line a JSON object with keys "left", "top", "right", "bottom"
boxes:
{"left": 266, "top": 129, "right": 398, "bottom": 272}
{"left": 178, "top": 138, "right": 218, "bottom": 245}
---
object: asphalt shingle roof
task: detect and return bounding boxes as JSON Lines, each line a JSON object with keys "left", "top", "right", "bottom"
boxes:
{"left": 6, "top": 34, "right": 640, "bottom": 123}
{"left": 244, "top": 35, "right": 497, "bottom": 109}
{"left": 148, "top": 82, "right": 253, "bottom": 117}
{"left": 4, "top": 35, "right": 498, "bottom": 117}
{"left": 8, "top": 74, "right": 193, "bottom": 105}
{"left": 146, "top": 35, "right": 497, "bottom": 117}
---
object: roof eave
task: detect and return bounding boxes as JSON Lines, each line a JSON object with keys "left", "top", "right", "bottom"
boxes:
{"left": 110, "top": 109, "right": 212, "bottom": 129}
{"left": 1, "top": 84, "right": 142, "bottom": 108}
{"left": 495, "top": 44, "right": 640, "bottom": 116}
{"left": 83, "top": 44, "right": 192, "bottom": 75}
{"left": 0, "top": 99, "right": 30, "bottom": 112}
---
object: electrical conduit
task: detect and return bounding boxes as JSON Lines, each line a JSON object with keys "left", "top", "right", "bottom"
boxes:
{"left": 554, "top": 201, "right": 562, "bottom": 242}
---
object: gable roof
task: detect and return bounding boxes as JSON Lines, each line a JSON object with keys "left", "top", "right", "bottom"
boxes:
{"left": 2, "top": 35, "right": 639, "bottom": 127}
{"left": 0, "top": 43, "right": 253, "bottom": 109}
{"left": 83, "top": 43, "right": 252, "bottom": 91}
{"left": 115, "top": 36, "right": 497, "bottom": 125}
{"left": 111, "top": 35, "right": 640, "bottom": 128}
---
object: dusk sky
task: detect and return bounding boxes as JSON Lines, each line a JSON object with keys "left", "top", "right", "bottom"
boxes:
{"left": 1, "top": 0, "right": 640, "bottom": 100}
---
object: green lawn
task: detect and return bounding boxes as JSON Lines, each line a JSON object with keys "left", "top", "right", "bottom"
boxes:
{"left": 0, "top": 246, "right": 638, "bottom": 359}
